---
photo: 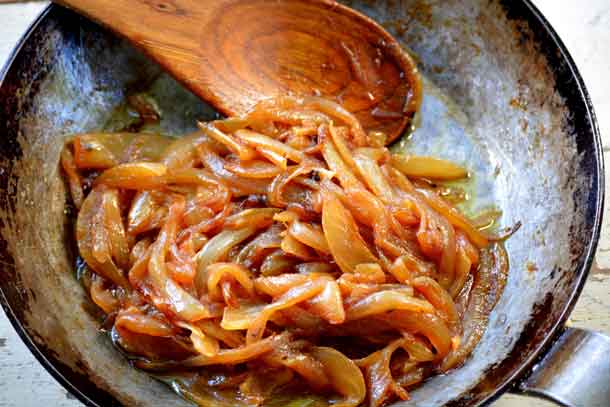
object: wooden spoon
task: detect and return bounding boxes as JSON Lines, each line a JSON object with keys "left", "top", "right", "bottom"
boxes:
{"left": 55, "top": 0, "right": 422, "bottom": 143}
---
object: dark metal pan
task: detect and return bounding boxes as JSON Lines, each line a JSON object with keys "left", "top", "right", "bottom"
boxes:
{"left": 0, "top": 1, "right": 607, "bottom": 406}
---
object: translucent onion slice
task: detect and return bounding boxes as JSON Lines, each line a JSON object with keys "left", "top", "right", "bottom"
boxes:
{"left": 197, "top": 145, "right": 268, "bottom": 196}
{"left": 321, "top": 140, "right": 363, "bottom": 190}
{"left": 73, "top": 133, "right": 119, "bottom": 169}
{"left": 259, "top": 250, "right": 299, "bottom": 276}
{"left": 194, "top": 227, "right": 258, "bottom": 295}
{"left": 221, "top": 304, "right": 266, "bottom": 330}
{"left": 255, "top": 274, "right": 309, "bottom": 297}
{"left": 236, "top": 226, "right": 283, "bottom": 268}
{"left": 355, "top": 338, "right": 410, "bottom": 407}
{"left": 196, "top": 319, "right": 244, "bottom": 348}
{"left": 321, "top": 194, "right": 378, "bottom": 274}
{"left": 236, "top": 129, "right": 304, "bottom": 163}
{"left": 148, "top": 197, "right": 210, "bottom": 321}
{"left": 346, "top": 290, "right": 434, "bottom": 321}
{"left": 264, "top": 346, "right": 330, "bottom": 391}
{"left": 353, "top": 151, "right": 395, "bottom": 202}
{"left": 413, "top": 276, "right": 459, "bottom": 324}
{"left": 288, "top": 221, "right": 330, "bottom": 254}
{"left": 310, "top": 346, "right": 366, "bottom": 407}
{"left": 179, "top": 332, "right": 290, "bottom": 367}
{"left": 450, "top": 248, "right": 473, "bottom": 298}
{"left": 257, "top": 146, "right": 288, "bottom": 170}
{"left": 401, "top": 333, "right": 436, "bottom": 362}
{"left": 224, "top": 208, "right": 280, "bottom": 230}
{"left": 246, "top": 280, "right": 327, "bottom": 343}
{"left": 305, "top": 280, "right": 345, "bottom": 324}
{"left": 127, "top": 191, "right": 160, "bottom": 235}
{"left": 441, "top": 244, "right": 508, "bottom": 371}
{"left": 328, "top": 125, "right": 360, "bottom": 177}
{"left": 391, "top": 154, "right": 468, "bottom": 180}
{"left": 207, "top": 263, "right": 255, "bottom": 303}
{"left": 90, "top": 276, "right": 119, "bottom": 314}
{"left": 198, "top": 121, "right": 257, "bottom": 161}
{"left": 114, "top": 308, "right": 175, "bottom": 337}
{"left": 176, "top": 321, "right": 220, "bottom": 357}
{"left": 102, "top": 189, "right": 130, "bottom": 270}
{"left": 224, "top": 159, "right": 282, "bottom": 179}
{"left": 60, "top": 147, "right": 84, "bottom": 209}
{"left": 378, "top": 311, "right": 452, "bottom": 359}
{"left": 162, "top": 131, "right": 211, "bottom": 170}
{"left": 281, "top": 234, "right": 316, "bottom": 260}
{"left": 418, "top": 188, "right": 488, "bottom": 249}
{"left": 95, "top": 162, "right": 167, "bottom": 189}
{"left": 258, "top": 96, "right": 368, "bottom": 146}
{"left": 76, "top": 188, "right": 129, "bottom": 288}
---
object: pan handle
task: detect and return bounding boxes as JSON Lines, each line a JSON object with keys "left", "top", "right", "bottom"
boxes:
{"left": 510, "top": 327, "right": 610, "bottom": 406}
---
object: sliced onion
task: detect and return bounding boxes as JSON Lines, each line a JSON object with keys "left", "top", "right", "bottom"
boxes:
{"left": 162, "top": 131, "right": 212, "bottom": 170}
{"left": 378, "top": 311, "right": 452, "bottom": 359}
{"left": 76, "top": 187, "right": 129, "bottom": 288}
{"left": 221, "top": 303, "right": 266, "bottom": 330}
{"left": 102, "top": 189, "right": 130, "bottom": 270}
{"left": 95, "top": 162, "right": 167, "bottom": 189}
{"left": 196, "top": 319, "right": 244, "bottom": 347}
{"left": 264, "top": 346, "right": 330, "bottom": 391}
{"left": 418, "top": 188, "right": 488, "bottom": 249}
{"left": 224, "top": 208, "right": 280, "bottom": 230}
{"left": 90, "top": 276, "right": 119, "bottom": 314}
{"left": 257, "top": 146, "right": 288, "bottom": 170}
{"left": 353, "top": 150, "right": 395, "bottom": 202}
{"left": 321, "top": 139, "right": 363, "bottom": 190}
{"left": 413, "top": 276, "right": 458, "bottom": 324}
{"left": 128, "top": 191, "right": 159, "bottom": 235}
{"left": 305, "top": 280, "right": 345, "bottom": 324}
{"left": 236, "top": 129, "right": 304, "bottom": 163}
{"left": 176, "top": 321, "right": 220, "bottom": 357}
{"left": 60, "top": 146, "right": 84, "bottom": 209}
{"left": 73, "top": 133, "right": 119, "bottom": 169}
{"left": 148, "top": 197, "right": 210, "bottom": 321}
{"left": 322, "top": 194, "right": 378, "bottom": 274}
{"left": 392, "top": 154, "right": 468, "bottom": 180}
{"left": 355, "top": 338, "right": 410, "bottom": 407}
{"left": 310, "top": 346, "right": 366, "bottom": 407}
{"left": 346, "top": 290, "right": 434, "bottom": 321}
{"left": 450, "top": 247, "right": 472, "bottom": 298}
{"left": 281, "top": 234, "right": 316, "bottom": 260}
{"left": 207, "top": 262, "right": 255, "bottom": 303}
{"left": 180, "top": 332, "right": 290, "bottom": 367}
{"left": 115, "top": 308, "right": 175, "bottom": 337}
{"left": 194, "top": 227, "right": 258, "bottom": 295}
{"left": 259, "top": 250, "right": 298, "bottom": 276}
{"left": 197, "top": 145, "right": 268, "bottom": 196}
{"left": 328, "top": 124, "right": 360, "bottom": 177}
{"left": 224, "top": 159, "right": 282, "bottom": 179}
{"left": 246, "top": 280, "right": 326, "bottom": 343}
{"left": 288, "top": 221, "right": 330, "bottom": 254}
{"left": 198, "top": 121, "right": 257, "bottom": 161}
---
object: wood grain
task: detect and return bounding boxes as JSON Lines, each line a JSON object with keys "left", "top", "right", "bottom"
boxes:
{"left": 55, "top": 0, "right": 422, "bottom": 142}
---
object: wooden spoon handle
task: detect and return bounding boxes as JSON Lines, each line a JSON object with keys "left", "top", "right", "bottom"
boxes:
{"left": 55, "top": 0, "right": 421, "bottom": 141}
{"left": 55, "top": 0, "right": 224, "bottom": 94}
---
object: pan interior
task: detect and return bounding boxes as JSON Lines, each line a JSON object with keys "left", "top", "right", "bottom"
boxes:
{"left": 0, "top": 1, "right": 600, "bottom": 406}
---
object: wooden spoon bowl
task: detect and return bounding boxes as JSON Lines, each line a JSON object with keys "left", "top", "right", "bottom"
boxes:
{"left": 55, "top": 0, "right": 422, "bottom": 143}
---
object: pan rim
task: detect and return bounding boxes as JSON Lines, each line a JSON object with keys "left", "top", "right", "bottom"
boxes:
{"left": 0, "top": 2, "right": 603, "bottom": 406}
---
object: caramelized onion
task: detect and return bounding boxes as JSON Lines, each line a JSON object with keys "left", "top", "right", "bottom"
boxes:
{"left": 322, "top": 194, "right": 378, "bottom": 273}
{"left": 64, "top": 95, "right": 511, "bottom": 407}
{"left": 311, "top": 346, "right": 366, "bottom": 407}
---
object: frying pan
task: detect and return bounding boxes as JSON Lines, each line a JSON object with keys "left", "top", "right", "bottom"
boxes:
{"left": 0, "top": 1, "right": 607, "bottom": 406}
